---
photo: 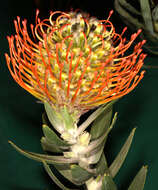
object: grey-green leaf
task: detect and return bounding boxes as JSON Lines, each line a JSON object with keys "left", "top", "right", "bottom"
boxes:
{"left": 152, "top": 4, "right": 158, "bottom": 21}
{"left": 119, "top": 0, "right": 141, "bottom": 15}
{"left": 77, "top": 100, "right": 117, "bottom": 136}
{"left": 114, "top": 0, "right": 143, "bottom": 29}
{"left": 41, "top": 137, "right": 63, "bottom": 153}
{"left": 96, "top": 153, "right": 108, "bottom": 175}
{"left": 140, "top": 0, "right": 154, "bottom": 34}
{"left": 44, "top": 101, "right": 63, "bottom": 132}
{"left": 71, "top": 165, "right": 93, "bottom": 184}
{"left": 43, "top": 161, "right": 78, "bottom": 190}
{"left": 128, "top": 166, "right": 148, "bottom": 190}
{"left": 84, "top": 113, "right": 117, "bottom": 157}
{"left": 101, "top": 174, "right": 117, "bottom": 190}
{"left": 90, "top": 104, "right": 113, "bottom": 140}
{"left": 61, "top": 105, "right": 75, "bottom": 130}
{"left": 109, "top": 128, "right": 136, "bottom": 178}
{"left": 9, "top": 141, "right": 77, "bottom": 164}
{"left": 42, "top": 124, "right": 70, "bottom": 147}
{"left": 54, "top": 164, "right": 82, "bottom": 185}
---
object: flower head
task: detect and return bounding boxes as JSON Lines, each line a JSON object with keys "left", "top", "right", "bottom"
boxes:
{"left": 5, "top": 10, "right": 146, "bottom": 115}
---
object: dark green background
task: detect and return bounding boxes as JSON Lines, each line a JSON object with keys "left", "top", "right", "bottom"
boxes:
{"left": 0, "top": 0, "right": 158, "bottom": 189}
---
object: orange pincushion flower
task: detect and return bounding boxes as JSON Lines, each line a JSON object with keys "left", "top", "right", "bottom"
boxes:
{"left": 5, "top": 10, "right": 146, "bottom": 114}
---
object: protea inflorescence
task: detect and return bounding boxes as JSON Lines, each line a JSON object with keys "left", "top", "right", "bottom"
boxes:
{"left": 6, "top": 10, "right": 146, "bottom": 115}
{"left": 6, "top": 10, "right": 147, "bottom": 190}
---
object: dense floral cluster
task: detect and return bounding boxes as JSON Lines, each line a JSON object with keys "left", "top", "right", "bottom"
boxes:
{"left": 5, "top": 10, "right": 146, "bottom": 114}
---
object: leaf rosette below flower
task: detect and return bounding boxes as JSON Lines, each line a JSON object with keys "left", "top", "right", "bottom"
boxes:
{"left": 5, "top": 10, "right": 146, "bottom": 117}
